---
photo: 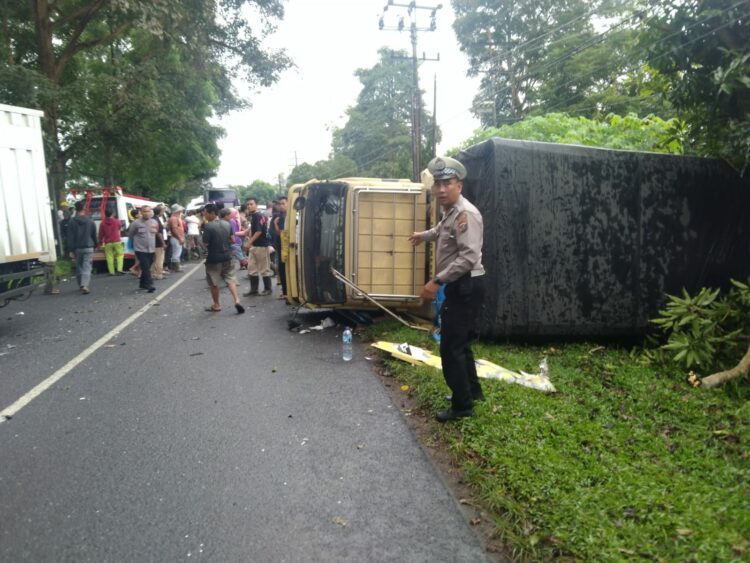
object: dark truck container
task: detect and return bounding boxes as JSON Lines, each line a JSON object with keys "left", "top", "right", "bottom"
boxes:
{"left": 456, "top": 138, "right": 750, "bottom": 338}
{"left": 203, "top": 187, "right": 239, "bottom": 208}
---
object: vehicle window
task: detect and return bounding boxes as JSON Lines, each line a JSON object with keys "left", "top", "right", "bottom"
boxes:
{"left": 85, "top": 197, "right": 118, "bottom": 221}
{"left": 302, "top": 183, "right": 346, "bottom": 304}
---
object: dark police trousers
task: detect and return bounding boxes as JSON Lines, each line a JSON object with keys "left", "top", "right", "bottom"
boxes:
{"left": 440, "top": 273, "right": 485, "bottom": 411}
{"left": 135, "top": 251, "right": 154, "bottom": 289}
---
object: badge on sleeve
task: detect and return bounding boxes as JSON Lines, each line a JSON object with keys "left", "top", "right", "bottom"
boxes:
{"left": 456, "top": 211, "right": 469, "bottom": 234}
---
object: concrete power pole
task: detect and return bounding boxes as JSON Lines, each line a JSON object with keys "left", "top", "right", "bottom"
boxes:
{"left": 379, "top": 1, "right": 442, "bottom": 182}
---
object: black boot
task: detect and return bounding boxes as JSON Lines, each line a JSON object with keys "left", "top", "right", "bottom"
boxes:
{"left": 244, "top": 276, "right": 259, "bottom": 296}
{"left": 259, "top": 276, "right": 272, "bottom": 296}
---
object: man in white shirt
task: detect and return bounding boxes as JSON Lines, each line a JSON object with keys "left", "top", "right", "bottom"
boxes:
{"left": 185, "top": 209, "right": 203, "bottom": 260}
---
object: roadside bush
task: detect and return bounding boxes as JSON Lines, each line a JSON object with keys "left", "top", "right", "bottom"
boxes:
{"left": 642, "top": 279, "right": 750, "bottom": 378}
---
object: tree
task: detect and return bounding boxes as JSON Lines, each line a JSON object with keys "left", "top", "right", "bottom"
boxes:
{"left": 456, "top": 112, "right": 685, "bottom": 153}
{"left": 330, "top": 48, "right": 438, "bottom": 179}
{"left": 237, "top": 180, "right": 277, "bottom": 204}
{"left": 0, "top": 1, "right": 291, "bottom": 199}
{"left": 63, "top": 32, "right": 226, "bottom": 200}
{"left": 637, "top": 0, "right": 750, "bottom": 173}
{"left": 286, "top": 154, "right": 359, "bottom": 186}
{"left": 451, "top": 0, "right": 654, "bottom": 125}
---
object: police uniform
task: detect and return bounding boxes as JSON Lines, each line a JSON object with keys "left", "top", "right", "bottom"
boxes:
{"left": 418, "top": 156, "right": 485, "bottom": 420}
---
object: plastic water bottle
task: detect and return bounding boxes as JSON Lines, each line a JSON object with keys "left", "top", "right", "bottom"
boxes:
{"left": 342, "top": 327, "right": 353, "bottom": 362}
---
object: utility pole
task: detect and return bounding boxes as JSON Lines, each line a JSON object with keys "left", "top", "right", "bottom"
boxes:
{"left": 432, "top": 73, "right": 437, "bottom": 158}
{"left": 379, "top": 1, "right": 442, "bottom": 182}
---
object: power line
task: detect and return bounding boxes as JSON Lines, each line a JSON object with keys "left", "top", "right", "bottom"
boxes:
{"left": 450, "top": 0, "right": 748, "bottom": 129}
{"left": 344, "top": 3, "right": 747, "bottom": 173}
{"left": 473, "top": 8, "right": 647, "bottom": 114}
{"left": 480, "top": 1, "right": 748, "bottom": 128}
{"left": 314, "top": 1, "right": 747, "bottom": 181}
{"left": 469, "top": 0, "right": 639, "bottom": 72}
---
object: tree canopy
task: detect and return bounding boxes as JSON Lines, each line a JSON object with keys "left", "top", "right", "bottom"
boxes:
{"left": 451, "top": 0, "right": 749, "bottom": 172}
{"left": 0, "top": 0, "right": 291, "bottom": 199}
{"left": 637, "top": 0, "right": 750, "bottom": 173}
{"left": 456, "top": 112, "right": 685, "bottom": 153}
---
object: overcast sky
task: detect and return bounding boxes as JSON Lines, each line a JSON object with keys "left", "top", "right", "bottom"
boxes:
{"left": 212, "top": 0, "right": 481, "bottom": 187}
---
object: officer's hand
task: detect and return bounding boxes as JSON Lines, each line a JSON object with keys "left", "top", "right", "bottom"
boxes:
{"left": 420, "top": 280, "right": 439, "bottom": 300}
{"left": 408, "top": 232, "right": 423, "bottom": 246}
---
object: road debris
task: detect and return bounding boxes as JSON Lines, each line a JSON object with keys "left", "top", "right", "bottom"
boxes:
{"left": 372, "top": 341, "right": 556, "bottom": 392}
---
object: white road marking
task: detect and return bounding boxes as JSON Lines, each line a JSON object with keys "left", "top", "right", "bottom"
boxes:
{"left": 0, "top": 265, "right": 201, "bottom": 423}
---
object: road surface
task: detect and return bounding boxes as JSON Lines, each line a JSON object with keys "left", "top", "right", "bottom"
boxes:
{"left": 0, "top": 264, "right": 490, "bottom": 561}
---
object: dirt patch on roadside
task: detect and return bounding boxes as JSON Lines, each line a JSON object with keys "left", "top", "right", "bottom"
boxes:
{"left": 370, "top": 355, "right": 510, "bottom": 562}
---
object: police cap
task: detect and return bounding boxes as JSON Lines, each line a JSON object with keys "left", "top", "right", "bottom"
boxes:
{"left": 427, "top": 156, "right": 467, "bottom": 180}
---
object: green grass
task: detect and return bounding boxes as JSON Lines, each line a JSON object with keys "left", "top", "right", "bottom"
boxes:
{"left": 365, "top": 322, "right": 750, "bottom": 561}
{"left": 53, "top": 258, "right": 73, "bottom": 277}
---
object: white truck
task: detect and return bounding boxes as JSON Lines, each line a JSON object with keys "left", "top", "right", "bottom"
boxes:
{"left": 0, "top": 103, "right": 57, "bottom": 306}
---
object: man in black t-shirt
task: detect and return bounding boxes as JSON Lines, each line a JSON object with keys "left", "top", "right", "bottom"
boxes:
{"left": 202, "top": 204, "right": 244, "bottom": 314}
{"left": 236, "top": 197, "right": 272, "bottom": 296}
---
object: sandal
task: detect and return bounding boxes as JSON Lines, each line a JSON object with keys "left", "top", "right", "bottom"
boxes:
{"left": 205, "top": 307, "right": 221, "bottom": 312}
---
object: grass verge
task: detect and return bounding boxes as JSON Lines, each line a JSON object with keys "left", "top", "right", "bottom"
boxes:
{"left": 53, "top": 258, "right": 73, "bottom": 278}
{"left": 365, "top": 321, "right": 750, "bottom": 561}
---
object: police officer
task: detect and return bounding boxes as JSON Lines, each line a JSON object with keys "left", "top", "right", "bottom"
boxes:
{"left": 409, "top": 156, "right": 485, "bottom": 422}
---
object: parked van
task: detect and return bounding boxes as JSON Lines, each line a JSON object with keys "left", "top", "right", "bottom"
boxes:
{"left": 284, "top": 177, "right": 433, "bottom": 312}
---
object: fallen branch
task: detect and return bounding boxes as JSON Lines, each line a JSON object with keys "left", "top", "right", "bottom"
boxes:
{"left": 700, "top": 341, "right": 750, "bottom": 389}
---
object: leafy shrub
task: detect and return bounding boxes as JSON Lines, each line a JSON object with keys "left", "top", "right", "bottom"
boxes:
{"left": 644, "top": 279, "right": 750, "bottom": 375}
{"left": 455, "top": 112, "right": 685, "bottom": 154}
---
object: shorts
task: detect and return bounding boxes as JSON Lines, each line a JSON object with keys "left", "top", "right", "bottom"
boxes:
{"left": 205, "top": 260, "right": 236, "bottom": 287}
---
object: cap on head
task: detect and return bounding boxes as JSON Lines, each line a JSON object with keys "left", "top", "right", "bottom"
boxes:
{"left": 427, "top": 156, "right": 466, "bottom": 180}
{"left": 171, "top": 204, "right": 184, "bottom": 213}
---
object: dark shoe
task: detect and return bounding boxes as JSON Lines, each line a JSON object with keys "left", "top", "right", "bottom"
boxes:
{"left": 115, "top": 271, "right": 125, "bottom": 276}
{"left": 445, "top": 393, "right": 486, "bottom": 402}
{"left": 147, "top": 287, "right": 156, "bottom": 293}
{"left": 235, "top": 303, "right": 245, "bottom": 314}
{"left": 436, "top": 408, "right": 474, "bottom": 423}
{"left": 244, "top": 276, "right": 260, "bottom": 296}
{"left": 259, "top": 276, "right": 272, "bottom": 296}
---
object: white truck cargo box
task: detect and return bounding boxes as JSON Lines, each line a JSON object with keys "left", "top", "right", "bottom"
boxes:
{"left": 0, "top": 104, "right": 57, "bottom": 266}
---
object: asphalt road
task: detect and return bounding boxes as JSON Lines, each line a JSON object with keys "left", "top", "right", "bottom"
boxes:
{"left": 0, "top": 264, "right": 490, "bottom": 562}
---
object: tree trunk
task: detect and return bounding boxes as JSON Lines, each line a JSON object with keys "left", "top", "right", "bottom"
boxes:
{"left": 30, "top": 0, "right": 55, "bottom": 77}
{"left": 700, "top": 341, "right": 750, "bottom": 389}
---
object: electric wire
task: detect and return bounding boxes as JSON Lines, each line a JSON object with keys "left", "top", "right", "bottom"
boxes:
{"left": 443, "top": 0, "right": 748, "bottom": 130}
{"left": 305, "top": 1, "right": 747, "bottom": 181}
